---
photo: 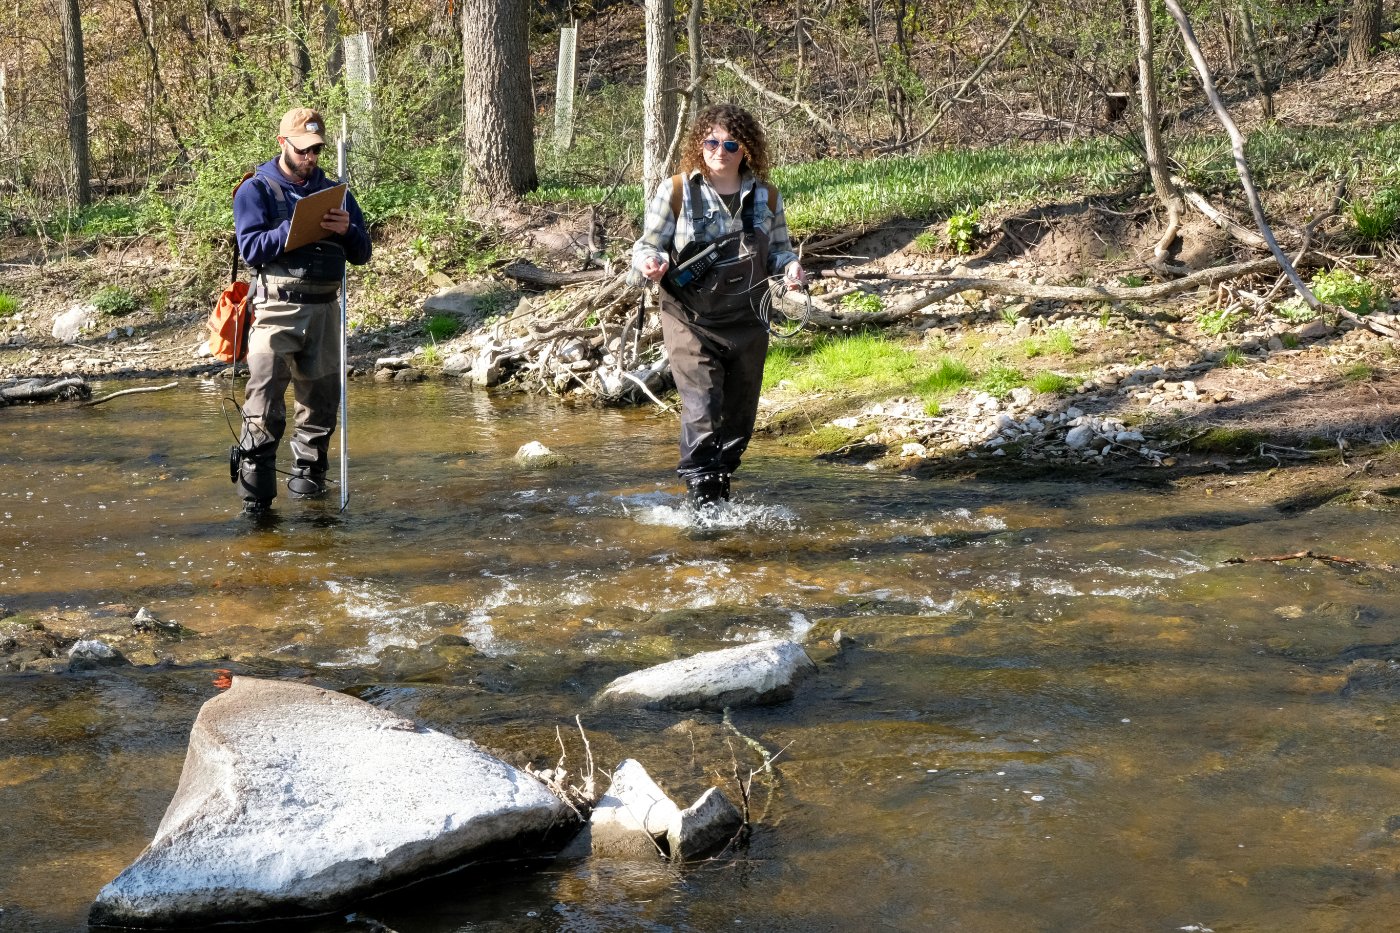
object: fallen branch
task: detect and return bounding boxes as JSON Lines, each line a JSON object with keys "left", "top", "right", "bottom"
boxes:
{"left": 712, "top": 57, "right": 855, "bottom": 149}
{"left": 1223, "top": 550, "right": 1398, "bottom": 573}
{"left": 1176, "top": 182, "right": 1271, "bottom": 251}
{"left": 81, "top": 381, "right": 179, "bottom": 407}
{"left": 502, "top": 260, "right": 604, "bottom": 287}
{"left": 0, "top": 376, "right": 89, "bottom": 405}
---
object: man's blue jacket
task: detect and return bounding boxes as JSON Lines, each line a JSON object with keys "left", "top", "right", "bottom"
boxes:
{"left": 233, "top": 157, "right": 372, "bottom": 273}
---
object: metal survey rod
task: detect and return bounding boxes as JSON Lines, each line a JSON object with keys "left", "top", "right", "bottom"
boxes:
{"left": 337, "top": 114, "right": 350, "bottom": 511}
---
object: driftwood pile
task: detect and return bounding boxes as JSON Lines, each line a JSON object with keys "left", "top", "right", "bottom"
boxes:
{"left": 469, "top": 270, "right": 673, "bottom": 407}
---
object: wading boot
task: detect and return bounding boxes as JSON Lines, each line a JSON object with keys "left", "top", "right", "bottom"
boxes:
{"left": 287, "top": 467, "right": 327, "bottom": 500}
{"left": 687, "top": 473, "right": 726, "bottom": 510}
{"left": 236, "top": 450, "right": 277, "bottom": 515}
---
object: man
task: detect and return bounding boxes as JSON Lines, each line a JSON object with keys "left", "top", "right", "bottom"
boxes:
{"left": 231, "top": 107, "right": 371, "bottom": 514}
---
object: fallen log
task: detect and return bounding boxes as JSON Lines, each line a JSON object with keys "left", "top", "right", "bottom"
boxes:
{"left": 502, "top": 260, "right": 604, "bottom": 287}
{"left": 0, "top": 376, "right": 90, "bottom": 405}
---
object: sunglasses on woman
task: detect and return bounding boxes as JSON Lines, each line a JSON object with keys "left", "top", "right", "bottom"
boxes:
{"left": 703, "top": 138, "right": 741, "bottom": 154}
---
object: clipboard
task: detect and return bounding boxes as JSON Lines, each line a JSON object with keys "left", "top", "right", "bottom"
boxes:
{"left": 283, "top": 183, "right": 347, "bottom": 252}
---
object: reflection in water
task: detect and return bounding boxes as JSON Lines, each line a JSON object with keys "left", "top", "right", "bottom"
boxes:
{"left": 5, "top": 380, "right": 1400, "bottom": 931}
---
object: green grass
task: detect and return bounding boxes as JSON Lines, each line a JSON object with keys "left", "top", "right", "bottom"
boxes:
{"left": 1342, "top": 362, "right": 1375, "bottom": 382}
{"left": 979, "top": 363, "right": 1027, "bottom": 398}
{"left": 424, "top": 314, "right": 460, "bottom": 341}
{"left": 0, "top": 292, "right": 18, "bottom": 317}
{"left": 840, "top": 291, "right": 885, "bottom": 314}
{"left": 1350, "top": 188, "right": 1400, "bottom": 242}
{"left": 763, "top": 332, "right": 921, "bottom": 394}
{"left": 1022, "top": 327, "right": 1075, "bottom": 358}
{"left": 913, "top": 230, "right": 940, "bottom": 253}
{"left": 1220, "top": 347, "right": 1246, "bottom": 367}
{"left": 1030, "top": 371, "right": 1075, "bottom": 394}
{"left": 1189, "top": 427, "right": 1265, "bottom": 454}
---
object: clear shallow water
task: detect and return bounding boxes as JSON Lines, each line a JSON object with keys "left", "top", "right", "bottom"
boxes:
{"left": 4, "top": 379, "right": 1400, "bottom": 931}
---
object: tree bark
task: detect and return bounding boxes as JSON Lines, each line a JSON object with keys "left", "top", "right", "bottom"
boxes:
{"left": 1136, "top": 0, "right": 1183, "bottom": 259}
{"left": 642, "top": 0, "right": 677, "bottom": 199}
{"left": 687, "top": 0, "right": 704, "bottom": 118}
{"left": 1348, "top": 0, "right": 1383, "bottom": 67}
{"left": 58, "top": 0, "right": 91, "bottom": 206}
{"left": 1238, "top": 4, "right": 1273, "bottom": 122}
{"left": 284, "top": 0, "right": 310, "bottom": 90}
{"left": 460, "top": 0, "right": 537, "bottom": 206}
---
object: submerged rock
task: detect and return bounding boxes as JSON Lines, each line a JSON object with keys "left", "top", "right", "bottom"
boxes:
{"left": 595, "top": 638, "right": 816, "bottom": 711}
{"left": 90, "top": 676, "right": 573, "bottom": 927}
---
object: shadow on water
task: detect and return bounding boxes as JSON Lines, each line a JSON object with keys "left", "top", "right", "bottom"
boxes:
{"left": 7, "top": 380, "right": 1400, "bottom": 931}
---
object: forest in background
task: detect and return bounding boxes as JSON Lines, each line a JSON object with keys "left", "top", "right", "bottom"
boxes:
{"left": 2, "top": 0, "right": 1394, "bottom": 245}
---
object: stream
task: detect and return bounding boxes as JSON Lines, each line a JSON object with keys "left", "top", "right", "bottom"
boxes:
{"left": 4, "top": 378, "right": 1400, "bottom": 932}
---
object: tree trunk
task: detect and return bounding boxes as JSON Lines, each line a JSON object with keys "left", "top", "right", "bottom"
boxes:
{"left": 1136, "top": 0, "right": 1183, "bottom": 258}
{"left": 285, "top": 0, "right": 310, "bottom": 90}
{"left": 324, "top": 0, "right": 344, "bottom": 84}
{"left": 58, "top": 0, "right": 90, "bottom": 206}
{"left": 1238, "top": 3, "right": 1273, "bottom": 122}
{"left": 642, "top": 0, "right": 677, "bottom": 198}
{"left": 460, "top": 0, "right": 537, "bottom": 207}
{"left": 687, "top": 0, "right": 704, "bottom": 119}
{"left": 1348, "top": 0, "right": 1383, "bottom": 67}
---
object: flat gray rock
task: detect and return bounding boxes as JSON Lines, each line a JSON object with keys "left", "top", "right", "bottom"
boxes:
{"left": 668, "top": 786, "right": 743, "bottom": 861}
{"left": 90, "top": 677, "right": 573, "bottom": 927}
{"left": 596, "top": 639, "right": 816, "bottom": 711}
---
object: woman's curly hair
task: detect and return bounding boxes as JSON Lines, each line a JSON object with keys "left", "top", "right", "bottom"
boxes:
{"left": 679, "top": 103, "right": 771, "bottom": 181}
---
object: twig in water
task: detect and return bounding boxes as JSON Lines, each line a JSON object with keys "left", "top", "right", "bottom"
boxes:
{"left": 81, "top": 381, "right": 178, "bottom": 407}
{"left": 1223, "top": 550, "right": 1398, "bottom": 572}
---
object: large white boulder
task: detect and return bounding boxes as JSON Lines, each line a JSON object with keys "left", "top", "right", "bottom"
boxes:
{"left": 90, "top": 677, "right": 573, "bottom": 927}
{"left": 596, "top": 639, "right": 816, "bottom": 711}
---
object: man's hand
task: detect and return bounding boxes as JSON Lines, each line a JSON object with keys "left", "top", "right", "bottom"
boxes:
{"left": 321, "top": 207, "right": 351, "bottom": 236}
{"left": 640, "top": 255, "right": 669, "bottom": 283}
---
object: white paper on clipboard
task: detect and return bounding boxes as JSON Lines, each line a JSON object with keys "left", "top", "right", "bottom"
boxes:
{"left": 283, "top": 183, "right": 347, "bottom": 252}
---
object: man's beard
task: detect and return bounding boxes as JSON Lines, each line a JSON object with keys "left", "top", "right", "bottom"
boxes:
{"left": 281, "top": 154, "right": 313, "bottom": 182}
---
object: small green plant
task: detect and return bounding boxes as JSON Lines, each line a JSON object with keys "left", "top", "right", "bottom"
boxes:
{"left": 923, "top": 398, "right": 942, "bottom": 416}
{"left": 946, "top": 207, "right": 981, "bottom": 254}
{"left": 1275, "top": 297, "right": 1318, "bottom": 323}
{"left": 1342, "top": 362, "right": 1374, "bottom": 382}
{"left": 424, "top": 314, "right": 459, "bottom": 341}
{"left": 1349, "top": 188, "right": 1400, "bottom": 243}
{"left": 92, "top": 285, "right": 139, "bottom": 317}
{"left": 1030, "top": 371, "right": 1075, "bottom": 394}
{"left": 840, "top": 291, "right": 885, "bottom": 314}
{"left": 0, "top": 292, "right": 18, "bottom": 317}
{"left": 1220, "top": 347, "right": 1246, "bottom": 367}
{"left": 1047, "top": 328, "right": 1075, "bottom": 354}
{"left": 1280, "top": 333, "right": 1299, "bottom": 349}
{"left": 1311, "top": 269, "right": 1389, "bottom": 316}
{"left": 1197, "top": 306, "right": 1242, "bottom": 335}
{"left": 1189, "top": 427, "right": 1264, "bottom": 454}
{"left": 1098, "top": 306, "right": 1114, "bottom": 329}
{"left": 1117, "top": 273, "right": 1146, "bottom": 288}
{"left": 978, "top": 363, "right": 1026, "bottom": 398}
{"left": 912, "top": 230, "right": 940, "bottom": 253}
{"left": 420, "top": 344, "right": 443, "bottom": 366}
{"left": 1001, "top": 306, "right": 1021, "bottom": 326}
{"left": 915, "top": 356, "right": 975, "bottom": 395}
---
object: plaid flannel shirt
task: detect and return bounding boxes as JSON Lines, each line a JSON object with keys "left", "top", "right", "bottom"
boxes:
{"left": 627, "top": 168, "right": 799, "bottom": 288}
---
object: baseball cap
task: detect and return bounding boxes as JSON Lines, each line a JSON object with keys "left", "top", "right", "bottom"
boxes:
{"left": 278, "top": 108, "right": 326, "bottom": 147}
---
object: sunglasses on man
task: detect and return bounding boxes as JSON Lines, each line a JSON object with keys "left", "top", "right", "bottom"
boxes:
{"left": 703, "top": 138, "right": 741, "bottom": 153}
{"left": 287, "top": 140, "right": 324, "bottom": 156}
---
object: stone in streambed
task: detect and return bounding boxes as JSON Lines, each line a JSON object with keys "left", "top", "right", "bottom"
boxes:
{"left": 595, "top": 638, "right": 816, "bottom": 711}
{"left": 89, "top": 676, "right": 573, "bottom": 927}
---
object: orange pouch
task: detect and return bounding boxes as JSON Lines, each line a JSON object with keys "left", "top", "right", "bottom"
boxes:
{"left": 207, "top": 281, "right": 252, "bottom": 362}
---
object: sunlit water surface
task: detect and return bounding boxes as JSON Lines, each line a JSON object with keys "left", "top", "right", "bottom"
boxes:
{"left": 4, "top": 379, "right": 1400, "bottom": 932}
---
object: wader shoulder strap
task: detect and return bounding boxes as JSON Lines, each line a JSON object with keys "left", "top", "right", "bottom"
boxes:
{"left": 668, "top": 173, "right": 685, "bottom": 220}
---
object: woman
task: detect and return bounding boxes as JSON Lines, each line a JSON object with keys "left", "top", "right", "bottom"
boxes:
{"left": 630, "top": 103, "right": 805, "bottom": 508}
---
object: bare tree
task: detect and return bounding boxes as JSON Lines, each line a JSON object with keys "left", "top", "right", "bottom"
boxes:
{"left": 686, "top": 0, "right": 704, "bottom": 119}
{"left": 285, "top": 0, "right": 310, "bottom": 90}
{"left": 1136, "top": 0, "right": 1183, "bottom": 258}
{"left": 1238, "top": 3, "right": 1273, "bottom": 122}
{"left": 642, "top": 0, "right": 677, "bottom": 199}
{"left": 58, "top": 0, "right": 90, "bottom": 206}
{"left": 1347, "top": 0, "right": 1383, "bottom": 67}
{"left": 460, "top": 0, "right": 537, "bottom": 206}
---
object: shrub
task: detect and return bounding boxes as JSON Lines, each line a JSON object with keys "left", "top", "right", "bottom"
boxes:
{"left": 1310, "top": 269, "right": 1389, "bottom": 316}
{"left": 92, "top": 285, "right": 139, "bottom": 316}
{"left": 1197, "top": 306, "right": 1242, "bottom": 335}
{"left": 840, "top": 291, "right": 885, "bottom": 314}
{"left": 1275, "top": 297, "right": 1317, "bottom": 323}
{"left": 946, "top": 207, "right": 981, "bottom": 254}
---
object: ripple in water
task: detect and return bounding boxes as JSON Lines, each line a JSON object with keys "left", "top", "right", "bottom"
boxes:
{"left": 618, "top": 492, "right": 799, "bottom": 530}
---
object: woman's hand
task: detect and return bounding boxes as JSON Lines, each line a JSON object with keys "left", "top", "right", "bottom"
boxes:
{"left": 784, "top": 262, "right": 807, "bottom": 291}
{"left": 640, "top": 255, "right": 670, "bottom": 283}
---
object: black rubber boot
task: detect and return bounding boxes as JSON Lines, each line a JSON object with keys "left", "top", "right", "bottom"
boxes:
{"left": 287, "top": 467, "right": 327, "bottom": 499}
{"left": 687, "top": 474, "right": 726, "bottom": 509}
{"left": 236, "top": 452, "right": 277, "bottom": 513}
